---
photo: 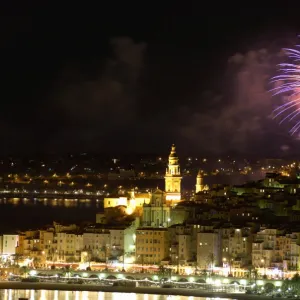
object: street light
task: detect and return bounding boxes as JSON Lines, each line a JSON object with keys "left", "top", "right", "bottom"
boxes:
{"left": 230, "top": 258, "right": 233, "bottom": 275}
{"left": 122, "top": 250, "right": 125, "bottom": 272}
{"left": 222, "top": 257, "right": 227, "bottom": 275}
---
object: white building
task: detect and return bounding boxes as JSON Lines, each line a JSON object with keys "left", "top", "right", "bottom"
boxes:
{"left": 252, "top": 228, "right": 279, "bottom": 268}
{"left": 169, "top": 225, "right": 195, "bottom": 265}
{"left": 2, "top": 235, "right": 19, "bottom": 255}
{"left": 197, "top": 229, "right": 221, "bottom": 270}
{"left": 108, "top": 225, "right": 136, "bottom": 261}
{"left": 82, "top": 230, "right": 110, "bottom": 261}
{"left": 56, "top": 232, "right": 83, "bottom": 262}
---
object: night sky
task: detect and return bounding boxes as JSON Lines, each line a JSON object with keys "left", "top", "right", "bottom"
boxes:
{"left": 2, "top": 2, "right": 300, "bottom": 156}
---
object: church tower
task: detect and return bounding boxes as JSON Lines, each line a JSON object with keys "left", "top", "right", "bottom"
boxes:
{"left": 165, "top": 144, "right": 182, "bottom": 202}
{"left": 195, "top": 170, "right": 204, "bottom": 193}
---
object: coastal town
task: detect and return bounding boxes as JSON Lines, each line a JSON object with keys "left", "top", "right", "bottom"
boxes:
{"left": 0, "top": 145, "right": 300, "bottom": 296}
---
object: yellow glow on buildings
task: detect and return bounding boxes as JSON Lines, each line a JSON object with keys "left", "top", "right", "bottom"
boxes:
{"left": 104, "top": 192, "right": 150, "bottom": 216}
{"left": 104, "top": 197, "right": 128, "bottom": 208}
{"left": 136, "top": 228, "right": 169, "bottom": 264}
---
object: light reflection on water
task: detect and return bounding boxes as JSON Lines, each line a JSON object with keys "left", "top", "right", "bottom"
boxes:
{"left": 0, "top": 197, "right": 100, "bottom": 208}
{"left": 0, "top": 290, "right": 222, "bottom": 300}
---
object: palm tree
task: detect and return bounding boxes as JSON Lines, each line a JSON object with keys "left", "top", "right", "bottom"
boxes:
{"left": 33, "top": 257, "right": 41, "bottom": 268}
{"left": 13, "top": 253, "right": 22, "bottom": 267}
{"left": 101, "top": 245, "right": 109, "bottom": 270}
{"left": 206, "top": 253, "right": 215, "bottom": 275}
{"left": 19, "top": 266, "right": 29, "bottom": 278}
{"left": 193, "top": 260, "right": 198, "bottom": 275}
{"left": 158, "top": 265, "right": 171, "bottom": 282}
{"left": 247, "top": 266, "right": 258, "bottom": 288}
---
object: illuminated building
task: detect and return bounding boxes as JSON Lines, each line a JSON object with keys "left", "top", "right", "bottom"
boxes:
{"left": 39, "top": 230, "right": 55, "bottom": 262}
{"left": 82, "top": 230, "right": 110, "bottom": 261}
{"left": 82, "top": 221, "right": 137, "bottom": 264}
{"left": 109, "top": 227, "right": 136, "bottom": 261}
{"left": 104, "top": 190, "right": 151, "bottom": 216}
{"left": 141, "top": 189, "right": 171, "bottom": 227}
{"left": 104, "top": 197, "right": 128, "bottom": 208}
{"left": 135, "top": 227, "right": 169, "bottom": 265}
{"left": 197, "top": 227, "right": 221, "bottom": 270}
{"left": 165, "top": 144, "right": 182, "bottom": 203}
{"left": 195, "top": 170, "right": 204, "bottom": 193}
{"left": 142, "top": 145, "right": 185, "bottom": 227}
{"left": 2, "top": 234, "right": 19, "bottom": 255}
{"left": 56, "top": 232, "right": 83, "bottom": 262}
{"left": 221, "top": 227, "right": 252, "bottom": 269}
{"left": 22, "top": 231, "right": 40, "bottom": 260}
{"left": 252, "top": 228, "right": 279, "bottom": 272}
{"left": 169, "top": 225, "right": 195, "bottom": 266}
{"left": 252, "top": 229, "right": 300, "bottom": 274}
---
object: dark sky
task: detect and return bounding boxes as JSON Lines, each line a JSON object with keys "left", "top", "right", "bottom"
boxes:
{"left": 2, "top": 2, "right": 300, "bottom": 156}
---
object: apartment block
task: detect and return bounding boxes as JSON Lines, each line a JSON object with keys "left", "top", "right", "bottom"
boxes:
{"left": 136, "top": 227, "right": 169, "bottom": 265}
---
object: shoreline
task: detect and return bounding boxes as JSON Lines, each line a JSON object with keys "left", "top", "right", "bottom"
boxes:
{"left": 0, "top": 282, "right": 277, "bottom": 299}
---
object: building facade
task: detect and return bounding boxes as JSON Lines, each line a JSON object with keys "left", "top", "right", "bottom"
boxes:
{"left": 136, "top": 228, "right": 169, "bottom": 265}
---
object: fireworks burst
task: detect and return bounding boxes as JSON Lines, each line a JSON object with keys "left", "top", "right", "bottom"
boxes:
{"left": 271, "top": 46, "right": 300, "bottom": 135}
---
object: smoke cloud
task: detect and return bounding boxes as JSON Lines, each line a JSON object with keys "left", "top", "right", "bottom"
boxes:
{"left": 178, "top": 44, "right": 297, "bottom": 155}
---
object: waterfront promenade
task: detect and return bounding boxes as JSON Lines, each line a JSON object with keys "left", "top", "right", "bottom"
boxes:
{"left": 0, "top": 282, "right": 280, "bottom": 299}
{"left": 29, "top": 268, "right": 284, "bottom": 288}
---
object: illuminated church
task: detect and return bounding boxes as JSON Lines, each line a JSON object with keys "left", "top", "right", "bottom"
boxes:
{"left": 141, "top": 144, "right": 183, "bottom": 227}
{"left": 104, "top": 145, "right": 210, "bottom": 227}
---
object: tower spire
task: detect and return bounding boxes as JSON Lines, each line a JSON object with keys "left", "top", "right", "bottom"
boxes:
{"left": 195, "top": 169, "right": 204, "bottom": 193}
{"left": 165, "top": 144, "right": 182, "bottom": 202}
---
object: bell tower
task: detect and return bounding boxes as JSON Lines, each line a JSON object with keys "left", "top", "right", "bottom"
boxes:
{"left": 195, "top": 170, "right": 204, "bottom": 193}
{"left": 165, "top": 144, "right": 182, "bottom": 202}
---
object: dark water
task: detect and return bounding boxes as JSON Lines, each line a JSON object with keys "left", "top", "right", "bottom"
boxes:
{"left": 0, "top": 198, "right": 102, "bottom": 232}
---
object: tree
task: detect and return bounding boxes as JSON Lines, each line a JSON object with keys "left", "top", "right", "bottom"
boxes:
{"left": 13, "top": 253, "right": 22, "bottom": 267}
{"left": 282, "top": 273, "right": 300, "bottom": 294}
{"left": 101, "top": 246, "right": 108, "bottom": 262}
{"left": 33, "top": 257, "right": 41, "bottom": 268}
{"left": 206, "top": 253, "right": 215, "bottom": 275}
{"left": 264, "top": 282, "right": 275, "bottom": 293}
{"left": 158, "top": 265, "right": 172, "bottom": 281}
{"left": 19, "top": 266, "right": 29, "bottom": 277}
{"left": 247, "top": 266, "right": 258, "bottom": 288}
{"left": 193, "top": 260, "right": 199, "bottom": 275}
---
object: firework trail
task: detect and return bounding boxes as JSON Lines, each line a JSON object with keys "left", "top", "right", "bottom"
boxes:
{"left": 271, "top": 47, "right": 300, "bottom": 135}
